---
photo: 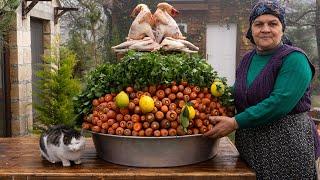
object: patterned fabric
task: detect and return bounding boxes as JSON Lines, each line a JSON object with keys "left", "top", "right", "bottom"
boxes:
{"left": 246, "top": 0, "right": 286, "bottom": 44}
{"left": 234, "top": 44, "right": 315, "bottom": 114}
{"left": 235, "top": 113, "right": 316, "bottom": 179}
{"left": 311, "top": 121, "right": 320, "bottom": 158}
{"left": 316, "top": 158, "right": 320, "bottom": 179}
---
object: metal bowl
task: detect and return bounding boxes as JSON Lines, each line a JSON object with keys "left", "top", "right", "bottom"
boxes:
{"left": 90, "top": 131, "right": 220, "bottom": 167}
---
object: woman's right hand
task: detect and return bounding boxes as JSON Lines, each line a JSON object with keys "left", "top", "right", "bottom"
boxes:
{"left": 203, "top": 116, "right": 238, "bottom": 139}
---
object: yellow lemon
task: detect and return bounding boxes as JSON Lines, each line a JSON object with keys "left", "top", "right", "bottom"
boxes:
{"left": 211, "top": 81, "right": 225, "bottom": 97}
{"left": 139, "top": 95, "right": 154, "bottom": 114}
{"left": 187, "top": 106, "right": 195, "bottom": 120}
{"left": 115, "top": 91, "right": 129, "bottom": 108}
{"left": 182, "top": 105, "right": 196, "bottom": 120}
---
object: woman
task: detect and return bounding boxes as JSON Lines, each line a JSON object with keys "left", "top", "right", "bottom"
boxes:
{"left": 204, "top": 1, "right": 318, "bottom": 179}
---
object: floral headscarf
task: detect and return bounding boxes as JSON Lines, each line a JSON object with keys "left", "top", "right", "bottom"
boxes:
{"left": 246, "top": 0, "right": 287, "bottom": 45}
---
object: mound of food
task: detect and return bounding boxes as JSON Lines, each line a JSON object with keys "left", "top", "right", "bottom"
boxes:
{"left": 76, "top": 51, "right": 234, "bottom": 137}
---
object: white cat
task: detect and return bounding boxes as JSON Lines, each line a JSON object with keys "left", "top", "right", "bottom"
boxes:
{"left": 39, "top": 125, "right": 86, "bottom": 166}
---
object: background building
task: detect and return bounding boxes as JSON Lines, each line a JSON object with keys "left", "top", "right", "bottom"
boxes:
{"left": 1, "top": 0, "right": 62, "bottom": 136}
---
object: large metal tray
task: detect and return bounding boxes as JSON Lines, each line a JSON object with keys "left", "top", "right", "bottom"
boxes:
{"left": 90, "top": 131, "right": 220, "bottom": 167}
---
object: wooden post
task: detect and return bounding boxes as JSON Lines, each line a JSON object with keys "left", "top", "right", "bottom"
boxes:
{"left": 54, "top": 7, "right": 78, "bottom": 24}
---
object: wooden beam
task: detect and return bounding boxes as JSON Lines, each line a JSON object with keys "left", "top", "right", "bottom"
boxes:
{"left": 54, "top": 7, "right": 78, "bottom": 24}
{"left": 22, "top": 0, "right": 52, "bottom": 19}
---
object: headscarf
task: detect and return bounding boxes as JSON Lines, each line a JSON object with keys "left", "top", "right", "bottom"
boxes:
{"left": 246, "top": 0, "right": 290, "bottom": 45}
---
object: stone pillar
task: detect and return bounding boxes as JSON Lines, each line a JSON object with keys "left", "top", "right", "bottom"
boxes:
{"left": 8, "top": 0, "right": 60, "bottom": 136}
{"left": 8, "top": 4, "right": 33, "bottom": 136}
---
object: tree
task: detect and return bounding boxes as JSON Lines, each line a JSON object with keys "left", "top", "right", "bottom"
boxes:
{"left": 0, "top": 0, "right": 19, "bottom": 42}
{"left": 62, "top": 0, "right": 110, "bottom": 77}
{"left": 285, "top": 0, "right": 318, "bottom": 60}
{"left": 34, "top": 46, "right": 81, "bottom": 127}
{"left": 283, "top": 0, "right": 319, "bottom": 93}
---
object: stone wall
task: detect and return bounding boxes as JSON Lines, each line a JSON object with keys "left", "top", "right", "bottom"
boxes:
{"left": 8, "top": 1, "right": 60, "bottom": 136}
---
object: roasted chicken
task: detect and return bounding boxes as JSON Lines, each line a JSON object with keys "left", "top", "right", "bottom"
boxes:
{"left": 127, "top": 4, "right": 155, "bottom": 41}
{"left": 153, "top": 2, "right": 186, "bottom": 43}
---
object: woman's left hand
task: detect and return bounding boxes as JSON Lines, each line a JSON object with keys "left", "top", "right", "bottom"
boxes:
{"left": 203, "top": 116, "right": 238, "bottom": 139}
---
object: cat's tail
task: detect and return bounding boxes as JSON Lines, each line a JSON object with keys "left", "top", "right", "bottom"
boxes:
{"left": 39, "top": 134, "right": 49, "bottom": 160}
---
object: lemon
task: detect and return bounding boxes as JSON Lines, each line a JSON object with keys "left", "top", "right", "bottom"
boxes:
{"left": 139, "top": 95, "right": 154, "bottom": 114}
{"left": 115, "top": 91, "right": 129, "bottom": 108}
{"left": 187, "top": 106, "right": 195, "bottom": 120}
{"left": 182, "top": 105, "right": 195, "bottom": 120}
{"left": 211, "top": 81, "right": 225, "bottom": 97}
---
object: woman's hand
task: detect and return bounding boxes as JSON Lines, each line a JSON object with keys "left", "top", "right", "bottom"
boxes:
{"left": 203, "top": 116, "right": 238, "bottom": 139}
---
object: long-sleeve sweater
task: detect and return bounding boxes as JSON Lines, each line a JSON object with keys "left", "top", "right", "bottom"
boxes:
{"left": 235, "top": 51, "right": 312, "bottom": 129}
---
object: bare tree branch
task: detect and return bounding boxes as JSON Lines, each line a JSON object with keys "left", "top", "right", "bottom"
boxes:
{"left": 287, "top": 9, "right": 316, "bottom": 24}
{"left": 287, "top": 21, "right": 316, "bottom": 27}
{"left": 295, "top": 23, "right": 316, "bottom": 27}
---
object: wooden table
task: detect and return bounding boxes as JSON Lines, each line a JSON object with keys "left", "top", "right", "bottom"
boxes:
{"left": 0, "top": 137, "right": 255, "bottom": 180}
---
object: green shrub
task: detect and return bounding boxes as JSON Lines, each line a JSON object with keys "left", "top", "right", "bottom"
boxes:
{"left": 34, "top": 47, "right": 81, "bottom": 127}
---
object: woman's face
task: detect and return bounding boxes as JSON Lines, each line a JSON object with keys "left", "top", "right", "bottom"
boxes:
{"left": 251, "top": 14, "right": 283, "bottom": 51}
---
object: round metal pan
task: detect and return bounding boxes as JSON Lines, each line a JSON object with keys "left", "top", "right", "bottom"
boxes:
{"left": 90, "top": 131, "right": 220, "bottom": 167}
